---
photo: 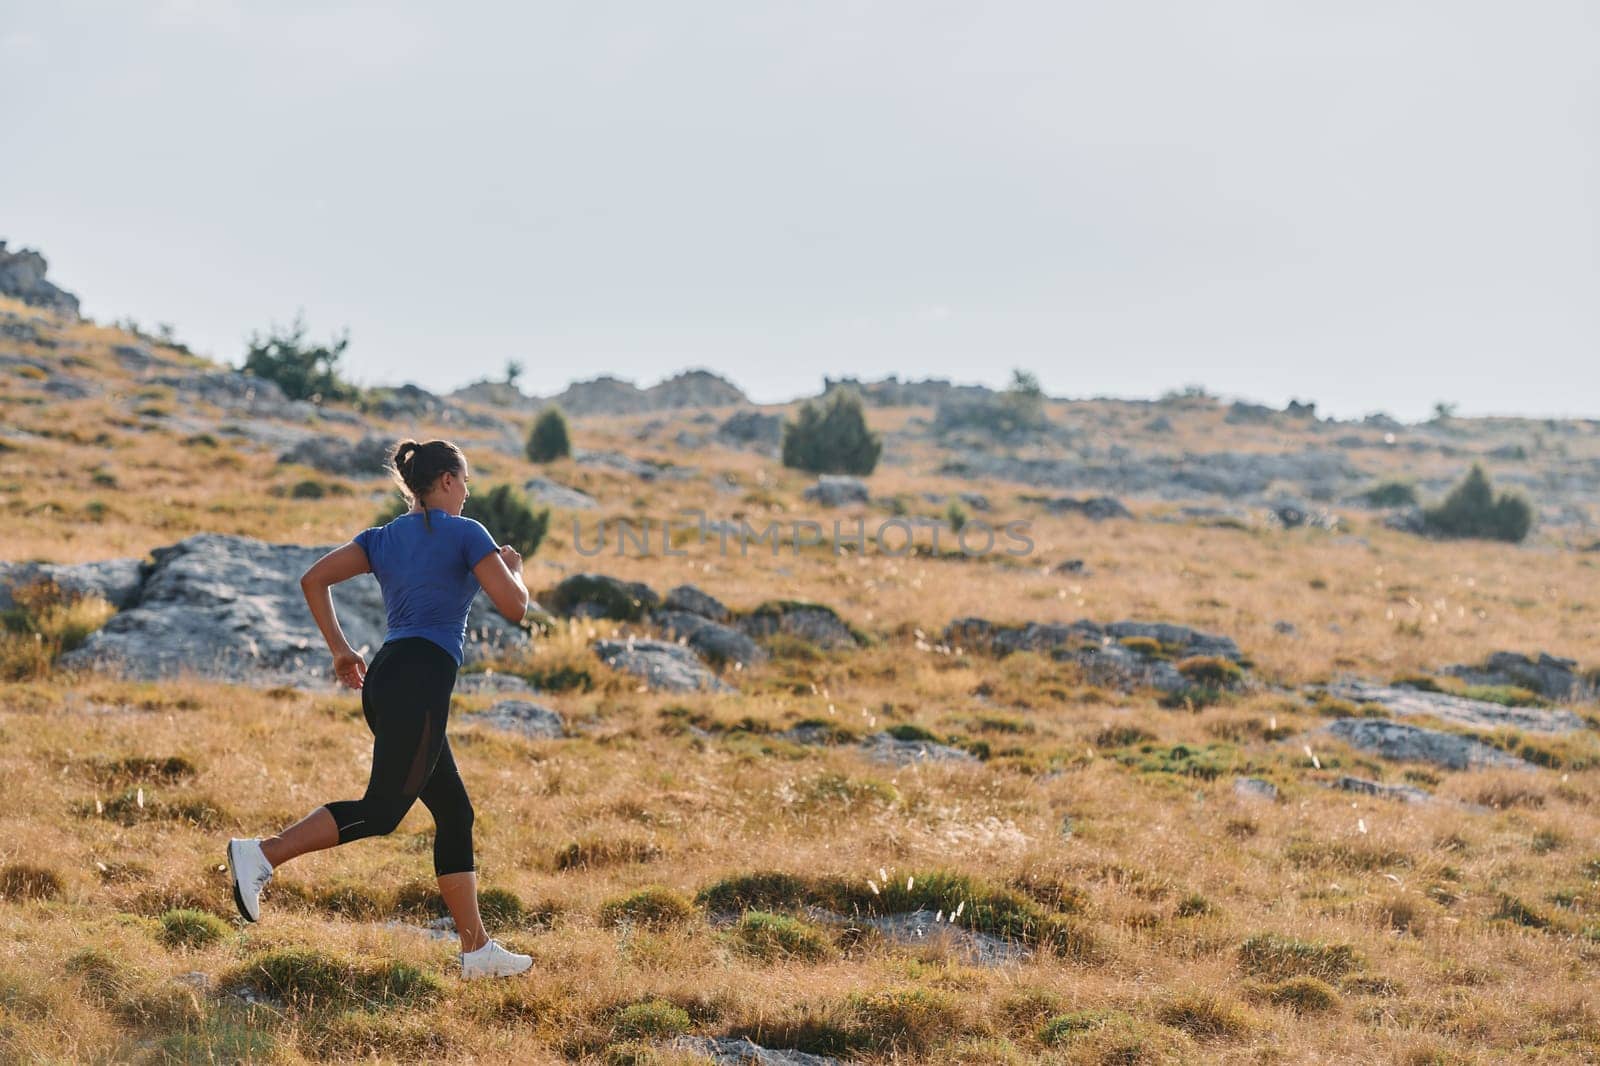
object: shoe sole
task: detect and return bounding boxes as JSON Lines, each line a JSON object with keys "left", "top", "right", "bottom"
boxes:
{"left": 226, "top": 840, "right": 259, "bottom": 923}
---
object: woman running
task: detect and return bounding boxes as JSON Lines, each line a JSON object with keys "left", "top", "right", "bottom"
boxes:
{"left": 226, "top": 438, "right": 535, "bottom": 980}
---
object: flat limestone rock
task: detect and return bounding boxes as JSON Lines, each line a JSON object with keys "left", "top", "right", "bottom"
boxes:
{"left": 667, "top": 1035, "right": 843, "bottom": 1066}
{"left": 0, "top": 557, "right": 146, "bottom": 611}
{"left": 801, "top": 904, "right": 1031, "bottom": 967}
{"left": 55, "top": 533, "right": 522, "bottom": 687}
{"left": 475, "top": 699, "right": 565, "bottom": 739}
{"left": 1330, "top": 680, "right": 1584, "bottom": 734}
{"left": 1325, "top": 718, "right": 1533, "bottom": 772}
{"left": 1333, "top": 775, "right": 1433, "bottom": 804}
{"left": 860, "top": 732, "right": 977, "bottom": 766}
{"left": 593, "top": 637, "right": 731, "bottom": 693}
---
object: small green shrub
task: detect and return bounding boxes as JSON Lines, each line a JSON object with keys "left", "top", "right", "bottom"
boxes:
{"left": 599, "top": 886, "right": 698, "bottom": 929}
{"left": 696, "top": 871, "right": 812, "bottom": 914}
{"left": 290, "top": 479, "right": 326, "bottom": 499}
{"left": 242, "top": 314, "right": 360, "bottom": 404}
{"left": 464, "top": 484, "right": 550, "bottom": 558}
{"left": 1244, "top": 976, "right": 1340, "bottom": 1014}
{"left": 526, "top": 406, "right": 572, "bottom": 463}
{"left": 1155, "top": 989, "right": 1255, "bottom": 1040}
{"left": 159, "top": 908, "right": 230, "bottom": 949}
{"left": 612, "top": 997, "right": 692, "bottom": 1040}
{"left": 728, "top": 910, "right": 833, "bottom": 961}
{"left": 1237, "top": 933, "right": 1360, "bottom": 980}
{"left": 225, "top": 949, "right": 443, "bottom": 1010}
{"left": 845, "top": 985, "right": 963, "bottom": 1054}
{"left": 1358, "top": 480, "right": 1418, "bottom": 508}
{"left": 884, "top": 722, "right": 939, "bottom": 742}
{"left": 554, "top": 836, "right": 662, "bottom": 871}
{"left": 1421, "top": 463, "right": 1533, "bottom": 542}
{"left": 781, "top": 389, "right": 882, "bottom": 475}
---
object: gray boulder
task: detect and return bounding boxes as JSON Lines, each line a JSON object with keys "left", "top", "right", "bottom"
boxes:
{"left": 946, "top": 616, "right": 1244, "bottom": 694}
{"left": 0, "top": 241, "right": 79, "bottom": 317}
{"left": 1030, "top": 495, "right": 1133, "bottom": 520}
{"left": 1233, "top": 777, "right": 1279, "bottom": 802}
{"left": 736, "top": 601, "right": 862, "bottom": 649}
{"left": 1324, "top": 718, "right": 1532, "bottom": 771}
{"left": 662, "top": 583, "right": 731, "bottom": 622}
{"left": 523, "top": 476, "right": 597, "bottom": 511}
{"left": 652, "top": 610, "right": 766, "bottom": 667}
{"left": 592, "top": 637, "right": 731, "bottom": 692}
{"left": 1444, "top": 651, "right": 1594, "bottom": 703}
{"left": 0, "top": 558, "right": 146, "bottom": 611}
{"left": 1328, "top": 680, "right": 1584, "bottom": 733}
{"left": 545, "top": 573, "right": 659, "bottom": 620}
{"left": 861, "top": 732, "right": 977, "bottom": 766}
{"left": 802, "top": 475, "right": 870, "bottom": 507}
{"left": 668, "top": 1035, "right": 843, "bottom": 1066}
{"left": 716, "top": 409, "right": 784, "bottom": 452}
{"left": 800, "top": 903, "right": 1029, "bottom": 966}
{"left": 56, "top": 533, "right": 522, "bottom": 686}
{"left": 476, "top": 699, "right": 565, "bottom": 739}
{"left": 572, "top": 448, "right": 695, "bottom": 481}
{"left": 278, "top": 434, "right": 393, "bottom": 478}
{"left": 1334, "top": 776, "right": 1432, "bottom": 804}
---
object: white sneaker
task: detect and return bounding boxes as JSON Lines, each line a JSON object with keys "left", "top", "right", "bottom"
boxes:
{"left": 460, "top": 939, "right": 533, "bottom": 980}
{"left": 226, "top": 838, "right": 274, "bottom": 922}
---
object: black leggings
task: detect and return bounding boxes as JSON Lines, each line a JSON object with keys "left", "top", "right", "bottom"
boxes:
{"left": 325, "top": 637, "right": 475, "bottom": 876}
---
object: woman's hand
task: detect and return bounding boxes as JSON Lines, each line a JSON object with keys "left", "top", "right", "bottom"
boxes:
{"left": 498, "top": 544, "right": 522, "bottom": 572}
{"left": 332, "top": 646, "right": 367, "bottom": 689}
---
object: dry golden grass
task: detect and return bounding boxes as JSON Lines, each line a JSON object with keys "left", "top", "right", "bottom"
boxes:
{"left": 2, "top": 304, "right": 1599, "bottom": 1061}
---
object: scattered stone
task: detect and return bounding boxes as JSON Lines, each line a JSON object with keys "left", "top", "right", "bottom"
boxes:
{"left": 545, "top": 573, "right": 660, "bottom": 620}
{"left": 1023, "top": 494, "right": 1133, "bottom": 520}
{"left": 1328, "top": 680, "right": 1584, "bottom": 733}
{"left": 572, "top": 448, "right": 696, "bottom": 480}
{"left": 454, "top": 672, "right": 533, "bottom": 695}
{"left": 1444, "top": 651, "right": 1594, "bottom": 703}
{"left": 776, "top": 722, "right": 855, "bottom": 747}
{"left": 860, "top": 732, "right": 977, "bottom": 766}
{"left": 1324, "top": 718, "right": 1533, "bottom": 772}
{"left": 662, "top": 584, "right": 731, "bottom": 623}
{"left": 652, "top": 610, "right": 767, "bottom": 667}
{"left": 802, "top": 475, "right": 870, "bottom": 507}
{"left": 277, "top": 433, "right": 393, "bottom": 477}
{"left": 947, "top": 616, "right": 1244, "bottom": 694}
{"left": 523, "top": 476, "right": 597, "bottom": 510}
{"left": 716, "top": 409, "right": 784, "bottom": 453}
{"left": 593, "top": 637, "right": 731, "bottom": 692}
{"left": 0, "top": 557, "right": 146, "bottom": 611}
{"left": 1225, "top": 401, "right": 1276, "bottom": 425}
{"left": 737, "top": 601, "right": 862, "bottom": 649}
{"left": 111, "top": 343, "right": 157, "bottom": 371}
{"left": 1233, "top": 777, "right": 1279, "bottom": 802}
{"left": 56, "top": 533, "right": 521, "bottom": 686}
{"left": 1269, "top": 499, "right": 1340, "bottom": 530}
{"left": 1273, "top": 621, "right": 1298, "bottom": 636}
{"left": 801, "top": 904, "right": 1030, "bottom": 966}
{"left": 667, "top": 1035, "right": 843, "bottom": 1066}
{"left": 476, "top": 699, "right": 565, "bottom": 739}
{"left": 1333, "top": 776, "right": 1432, "bottom": 804}
{"left": 1052, "top": 559, "right": 1087, "bottom": 575}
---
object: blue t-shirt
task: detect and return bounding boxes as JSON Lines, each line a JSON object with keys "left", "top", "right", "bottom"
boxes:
{"left": 353, "top": 508, "right": 501, "bottom": 666}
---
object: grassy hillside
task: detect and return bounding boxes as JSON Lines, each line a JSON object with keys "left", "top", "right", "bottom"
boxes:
{"left": 3, "top": 296, "right": 1600, "bottom": 1063}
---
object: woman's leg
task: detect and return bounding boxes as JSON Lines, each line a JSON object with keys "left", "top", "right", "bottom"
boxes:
{"left": 259, "top": 806, "right": 339, "bottom": 867}
{"left": 418, "top": 737, "right": 487, "bottom": 953}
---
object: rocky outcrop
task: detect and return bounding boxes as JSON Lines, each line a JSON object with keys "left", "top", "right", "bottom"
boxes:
{"left": 0, "top": 558, "right": 146, "bottom": 612}
{"left": 53, "top": 533, "right": 522, "bottom": 685}
{"left": 800, "top": 903, "right": 1030, "bottom": 966}
{"left": 1444, "top": 652, "right": 1595, "bottom": 703}
{"left": 592, "top": 637, "right": 731, "bottom": 692}
{"left": 1327, "top": 680, "right": 1584, "bottom": 733}
{"left": 802, "top": 475, "right": 870, "bottom": 507}
{"left": 819, "top": 374, "right": 997, "bottom": 409}
{"left": 546, "top": 370, "right": 747, "bottom": 416}
{"left": 948, "top": 617, "right": 1244, "bottom": 694}
{"left": 861, "top": 732, "right": 978, "bottom": 766}
{"left": 572, "top": 448, "right": 696, "bottom": 481}
{"left": 667, "top": 1035, "right": 843, "bottom": 1066}
{"left": 0, "top": 242, "right": 79, "bottom": 317}
{"left": 277, "top": 434, "right": 394, "bottom": 478}
{"left": 938, "top": 449, "right": 1358, "bottom": 503}
{"left": 1323, "top": 718, "right": 1532, "bottom": 772}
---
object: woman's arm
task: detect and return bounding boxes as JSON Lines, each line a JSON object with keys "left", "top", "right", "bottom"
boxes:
{"left": 300, "top": 542, "right": 372, "bottom": 688}
{"left": 473, "top": 545, "right": 531, "bottom": 623}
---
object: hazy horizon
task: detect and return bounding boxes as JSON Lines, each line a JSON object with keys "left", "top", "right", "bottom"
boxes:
{"left": 4, "top": 1, "right": 1595, "bottom": 422}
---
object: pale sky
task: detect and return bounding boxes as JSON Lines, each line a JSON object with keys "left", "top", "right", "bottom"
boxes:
{"left": 4, "top": 1, "right": 1596, "bottom": 421}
